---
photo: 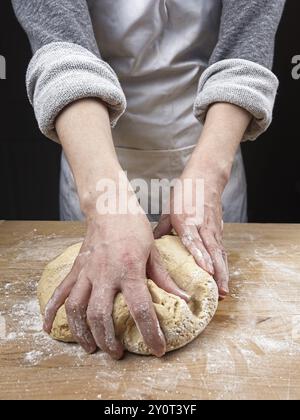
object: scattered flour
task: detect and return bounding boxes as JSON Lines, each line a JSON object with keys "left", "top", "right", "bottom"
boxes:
{"left": 24, "top": 350, "right": 44, "bottom": 366}
{"left": 258, "top": 259, "right": 300, "bottom": 277}
{"left": 253, "top": 335, "right": 292, "bottom": 354}
{"left": 11, "top": 299, "right": 43, "bottom": 335}
{"left": 6, "top": 332, "right": 17, "bottom": 341}
{"left": 14, "top": 236, "right": 83, "bottom": 262}
{"left": 1, "top": 296, "right": 102, "bottom": 367}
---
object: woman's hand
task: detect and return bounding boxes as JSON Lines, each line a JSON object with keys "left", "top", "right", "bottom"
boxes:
{"left": 154, "top": 170, "right": 229, "bottom": 299}
{"left": 155, "top": 102, "right": 251, "bottom": 299}
{"left": 44, "top": 207, "right": 189, "bottom": 359}
{"left": 44, "top": 98, "right": 189, "bottom": 359}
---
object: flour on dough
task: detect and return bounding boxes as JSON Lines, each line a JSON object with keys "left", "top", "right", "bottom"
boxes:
{"left": 38, "top": 235, "right": 218, "bottom": 355}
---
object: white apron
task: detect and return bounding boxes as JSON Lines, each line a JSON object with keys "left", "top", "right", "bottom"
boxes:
{"left": 60, "top": 0, "right": 247, "bottom": 222}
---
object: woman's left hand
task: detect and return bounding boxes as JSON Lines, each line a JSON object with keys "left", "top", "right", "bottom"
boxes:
{"left": 154, "top": 103, "right": 252, "bottom": 299}
{"left": 154, "top": 169, "right": 229, "bottom": 299}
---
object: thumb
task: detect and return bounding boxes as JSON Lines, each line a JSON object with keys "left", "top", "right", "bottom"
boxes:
{"left": 147, "top": 246, "right": 191, "bottom": 302}
{"left": 153, "top": 214, "right": 172, "bottom": 239}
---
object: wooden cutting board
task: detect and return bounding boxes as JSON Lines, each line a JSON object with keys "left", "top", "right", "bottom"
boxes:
{"left": 0, "top": 221, "right": 300, "bottom": 400}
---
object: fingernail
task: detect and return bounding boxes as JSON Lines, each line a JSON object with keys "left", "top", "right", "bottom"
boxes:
{"left": 207, "top": 261, "right": 214, "bottom": 275}
{"left": 111, "top": 350, "right": 124, "bottom": 360}
{"left": 219, "top": 286, "right": 229, "bottom": 299}
{"left": 43, "top": 321, "right": 50, "bottom": 334}
{"left": 151, "top": 341, "right": 166, "bottom": 358}
{"left": 194, "top": 249, "right": 214, "bottom": 275}
{"left": 110, "top": 342, "right": 124, "bottom": 360}
{"left": 201, "top": 258, "right": 214, "bottom": 275}
{"left": 154, "top": 348, "right": 166, "bottom": 358}
{"left": 152, "top": 334, "right": 166, "bottom": 358}
{"left": 180, "top": 291, "right": 192, "bottom": 302}
{"left": 222, "top": 284, "right": 230, "bottom": 294}
{"left": 83, "top": 343, "right": 97, "bottom": 354}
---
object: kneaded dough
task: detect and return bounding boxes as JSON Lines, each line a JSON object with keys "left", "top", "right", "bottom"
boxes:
{"left": 38, "top": 235, "right": 218, "bottom": 355}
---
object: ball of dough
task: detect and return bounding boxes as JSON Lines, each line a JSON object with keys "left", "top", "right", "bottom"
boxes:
{"left": 38, "top": 235, "right": 218, "bottom": 355}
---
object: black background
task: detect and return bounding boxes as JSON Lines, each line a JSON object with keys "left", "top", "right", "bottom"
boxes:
{"left": 0, "top": 1, "right": 299, "bottom": 222}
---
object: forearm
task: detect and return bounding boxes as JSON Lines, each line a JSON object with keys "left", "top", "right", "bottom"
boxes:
{"left": 184, "top": 103, "right": 251, "bottom": 192}
{"left": 56, "top": 99, "right": 123, "bottom": 215}
{"left": 13, "top": 0, "right": 126, "bottom": 142}
{"left": 193, "top": 1, "right": 285, "bottom": 142}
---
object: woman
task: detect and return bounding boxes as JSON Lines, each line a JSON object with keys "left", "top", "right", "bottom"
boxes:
{"left": 13, "top": 0, "right": 285, "bottom": 359}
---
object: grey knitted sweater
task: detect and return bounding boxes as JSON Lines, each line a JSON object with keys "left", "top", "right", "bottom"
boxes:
{"left": 12, "top": 0, "right": 285, "bottom": 142}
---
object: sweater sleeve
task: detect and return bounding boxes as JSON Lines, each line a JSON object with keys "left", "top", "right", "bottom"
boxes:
{"left": 193, "top": 0, "right": 286, "bottom": 141}
{"left": 12, "top": 0, "right": 126, "bottom": 142}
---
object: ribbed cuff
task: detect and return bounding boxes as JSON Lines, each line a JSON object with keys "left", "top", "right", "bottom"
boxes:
{"left": 26, "top": 42, "right": 127, "bottom": 142}
{"left": 193, "top": 59, "right": 279, "bottom": 141}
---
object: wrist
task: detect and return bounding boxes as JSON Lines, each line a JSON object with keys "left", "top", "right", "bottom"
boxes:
{"left": 182, "top": 155, "right": 231, "bottom": 195}
{"left": 79, "top": 164, "right": 124, "bottom": 217}
{"left": 183, "top": 102, "right": 251, "bottom": 192}
{"left": 79, "top": 167, "right": 140, "bottom": 219}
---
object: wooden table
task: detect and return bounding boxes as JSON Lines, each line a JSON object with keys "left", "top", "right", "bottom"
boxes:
{"left": 0, "top": 221, "right": 300, "bottom": 400}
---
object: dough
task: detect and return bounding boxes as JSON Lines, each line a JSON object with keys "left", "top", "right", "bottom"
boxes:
{"left": 38, "top": 235, "right": 218, "bottom": 355}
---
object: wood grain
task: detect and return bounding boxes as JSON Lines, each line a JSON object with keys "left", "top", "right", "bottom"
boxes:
{"left": 0, "top": 221, "right": 300, "bottom": 400}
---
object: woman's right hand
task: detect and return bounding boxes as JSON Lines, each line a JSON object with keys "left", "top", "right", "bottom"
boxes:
{"left": 49, "top": 98, "right": 189, "bottom": 359}
{"left": 43, "top": 200, "right": 189, "bottom": 359}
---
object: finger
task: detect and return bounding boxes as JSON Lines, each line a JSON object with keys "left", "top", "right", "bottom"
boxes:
{"left": 220, "top": 242, "right": 230, "bottom": 300}
{"left": 87, "top": 285, "right": 124, "bottom": 360}
{"left": 175, "top": 223, "right": 214, "bottom": 274}
{"left": 65, "top": 274, "right": 96, "bottom": 354}
{"left": 201, "top": 230, "right": 229, "bottom": 299}
{"left": 153, "top": 214, "right": 172, "bottom": 239}
{"left": 44, "top": 269, "right": 79, "bottom": 333}
{"left": 44, "top": 244, "right": 89, "bottom": 333}
{"left": 221, "top": 241, "right": 229, "bottom": 277}
{"left": 147, "top": 247, "right": 191, "bottom": 302}
{"left": 123, "top": 279, "right": 166, "bottom": 357}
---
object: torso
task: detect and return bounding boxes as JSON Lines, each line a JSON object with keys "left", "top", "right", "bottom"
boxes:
{"left": 60, "top": 1, "right": 248, "bottom": 222}
{"left": 88, "top": 0, "right": 222, "bottom": 150}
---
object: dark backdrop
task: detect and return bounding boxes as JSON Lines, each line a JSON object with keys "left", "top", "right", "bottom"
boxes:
{"left": 0, "top": 1, "right": 299, "bottom": 222}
